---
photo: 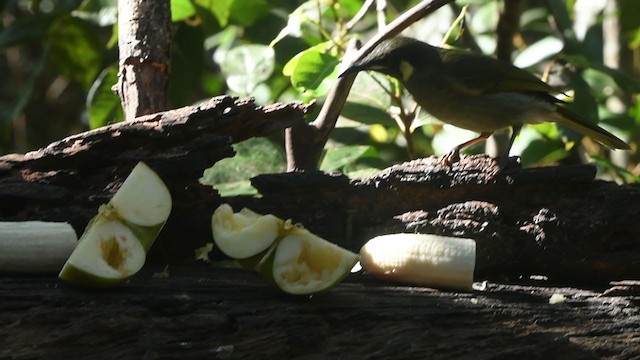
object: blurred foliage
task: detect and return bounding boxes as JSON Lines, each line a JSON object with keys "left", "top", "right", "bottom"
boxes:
{"left": 1, "top": 0, "right": 640, "bottom": 194}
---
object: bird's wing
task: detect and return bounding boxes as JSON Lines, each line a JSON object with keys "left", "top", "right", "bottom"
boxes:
{"left": 437, "top": 49, "right": 558, "bottom": 95}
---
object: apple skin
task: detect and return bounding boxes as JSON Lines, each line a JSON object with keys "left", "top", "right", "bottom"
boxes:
{"left": 256, "top": 227, "right": 359, "bottom": 295}
{"left": 58, "top": 162, "right": 172, "bottom": 288}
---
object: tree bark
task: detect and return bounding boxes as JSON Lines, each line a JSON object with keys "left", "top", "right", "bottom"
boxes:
{"left": 116, "top": 0, "right": 172, "bottom": 120}
{"left": 0, "top": 96, "right": 310, "bottom": 261}
{"left": 1, "top": 264, "right": 638, "bottom": 359}
{"left": 1, "top": 98, "right": 638, "bottom": 284}
{"left": 245, "top": 156, "right": 640, "bottom": 284}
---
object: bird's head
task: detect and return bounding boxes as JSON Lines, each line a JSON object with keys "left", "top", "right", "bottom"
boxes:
{"left": 339, "top": 36, "right": 437, "bottom": 82}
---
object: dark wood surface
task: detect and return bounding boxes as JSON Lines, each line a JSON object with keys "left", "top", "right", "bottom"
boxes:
{"left": 1, "top": 264, "right": 638, "bottom": 360}
{"left": 244, "top": 156, "right": 640, "bottom": 284}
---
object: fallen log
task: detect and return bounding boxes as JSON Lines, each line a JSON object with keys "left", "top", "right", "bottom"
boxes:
{"left": 0, "top": 264, "right": 638, "bottom": 359}
{"left": 245, "top": 155, "right": 640, "bottom": 284}
{"left": 0, "top": 96, "right": 310, "bottom": 261}
{"left": 1, "top": 96, "right": 638, "bottom": 284}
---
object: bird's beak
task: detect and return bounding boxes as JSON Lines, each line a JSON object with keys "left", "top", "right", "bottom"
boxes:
{"left": 337, "top": 63, "right": 363, "bottom": 78}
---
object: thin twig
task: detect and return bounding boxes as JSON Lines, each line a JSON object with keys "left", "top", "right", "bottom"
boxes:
{"left": 346, "top": 0, "right": 374, "bottom": 31}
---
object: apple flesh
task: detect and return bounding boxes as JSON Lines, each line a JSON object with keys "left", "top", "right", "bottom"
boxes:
{"left": 59, "top": 162, "right": 172, "bottom": 287}
{"left": 211, "top": 204, "right": 281, "bottom": 260}
{"left": 59, "top": 220, "right": 146, "bottom": 287}
{"left": 259, "top": 227, "right": 359, "bottom": 295}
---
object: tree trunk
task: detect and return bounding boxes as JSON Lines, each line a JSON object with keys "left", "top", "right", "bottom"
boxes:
{"left": 116, "top": 0, "right": 172, "bottom": 120}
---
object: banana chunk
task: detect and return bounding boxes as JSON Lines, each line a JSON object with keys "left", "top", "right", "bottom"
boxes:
{"left": 360, "top": 233, "right": 476, "bottom": 291}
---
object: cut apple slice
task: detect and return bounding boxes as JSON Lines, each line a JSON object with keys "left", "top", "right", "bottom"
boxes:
{"left": 110, "top": 162, "right": 172, "bottom": 227}
{"left": 59, "top": 161, "right": 172, "bottom": 287}
{"left": 211, "top": 204, "right": 281, "bottom": 259}
{"left": 59, "top": 220, "right": 146, "bottom": 287}
{"left": 259, "top": 227, "right": 359, "bottom": 295}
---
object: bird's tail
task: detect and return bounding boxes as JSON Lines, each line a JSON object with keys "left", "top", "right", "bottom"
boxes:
{"left": 554, "top": 105, "right": 630, "bottom": 150}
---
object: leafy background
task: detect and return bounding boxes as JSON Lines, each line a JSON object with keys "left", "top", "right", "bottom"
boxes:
{"left": 1, "top": 0, "right": 640, "bottom": 194}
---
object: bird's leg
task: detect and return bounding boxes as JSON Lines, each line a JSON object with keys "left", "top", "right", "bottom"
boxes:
{"left": 499, "top": 125, "right": 522, "bottom": 168}
{"left": 443, "top": 132, "right": 492, "bottom": 166}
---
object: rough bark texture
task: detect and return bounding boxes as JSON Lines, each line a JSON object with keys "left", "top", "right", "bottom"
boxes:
{"left": 116, "top": 0, "right": 172, "bottom": 120}
{"left": 1, "top": 265, "right": 638, "bottom": 359}
{"left": 243, "top": 156, "right": 640, "bottom": 284}
{"left": 1, "top": 95, "right": 638, "bottom": 283}
{"left": 0, "top": 96, "right": 310, "bottom": 261}
{"left": 1, "top": 97, "right": 639, "bottom": 358}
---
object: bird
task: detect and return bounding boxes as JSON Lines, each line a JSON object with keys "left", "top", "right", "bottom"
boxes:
{"left": 339, "top": 36, "right": 630, "bottom": 166}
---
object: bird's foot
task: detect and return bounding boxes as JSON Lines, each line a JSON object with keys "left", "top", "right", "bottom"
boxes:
{"left": 442, "top": 148, "right": 461, "bottom": 167}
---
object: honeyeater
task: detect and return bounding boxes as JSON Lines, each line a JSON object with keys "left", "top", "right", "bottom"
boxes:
{"left": 339, "top": 36, "right": 630, "bottom": 164}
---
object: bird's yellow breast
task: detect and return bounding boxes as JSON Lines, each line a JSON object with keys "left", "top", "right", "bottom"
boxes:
{"left": 399, "top": 60, "right": 414, "bottom": 82}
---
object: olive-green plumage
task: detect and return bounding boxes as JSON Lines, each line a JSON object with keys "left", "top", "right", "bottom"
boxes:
{"left": 340, "top": 37, "right": 629, "bottom": 162}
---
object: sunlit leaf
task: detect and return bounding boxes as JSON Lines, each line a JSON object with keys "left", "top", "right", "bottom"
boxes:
{"left": 193, "top": 0, "right": 233, "bottom": 27}
{"left": 514, "top": 36, "right": 563, "bottom": 68}
{"left": 269, "top": 0, "right": 331, "bottom": 47}
{"left": 520, "top": 7, "right": 548, "bottom": 29}
{"left": 221, "top": 44, "right": 275, "bottom": 95}
{"left": 87, "top": 64, "right": 124, "bottom": 129}
{"left": 171, "top": 0, "right": 197, "bottom": 22}
{"left": 289, "top": 49, "right": 340, "bottom": 92}
{"left": 283, "top": 42, "right": 327, "bottom": 76}
{"left": 72, "top": 0, "right": 118, "bottom": 26}
{"left": 201, "top": 137, "right": 285, "bottom": 197}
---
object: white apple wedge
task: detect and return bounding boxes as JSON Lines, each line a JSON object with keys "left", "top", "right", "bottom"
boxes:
{"left": 59, "top": 162, "right": 172, "bottom": 287}
{"left": 211, "top": 204, "right": 281, "bottom": 259}
{"left": 110, "top": 162, "right": 172, "bottom": 227}
{"left": 59, "top": 220, "right": 146, "bottom": 286}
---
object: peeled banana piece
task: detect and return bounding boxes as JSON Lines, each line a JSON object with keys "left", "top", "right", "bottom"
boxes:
{"left": 360, "top": 233, "right": 476, "bottom": 291}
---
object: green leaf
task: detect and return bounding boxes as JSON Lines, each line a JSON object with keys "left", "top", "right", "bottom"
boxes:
{"left": 87, "top": 65, "right": 124, "bottom": 129}
{"left": 193, "top": 0, "right": 233, "bottom": 27}
{"left": 589, "top": 64, "right": 640, "bottom": 94}
{"left": 590, "top": 155, "right": 640, "bottom": 183}
{"left": 520, "top": 138, "right": 567, "bottom": 166}
{"left": 282, "top": 41, "right": 331, "bottom": 76}
{"left": 46, "top": 16, "right": 102, "bottom": 89}
{"left": 201, "top": 137, "right": 285, "bottom": 197}
{"left": 290, "top": 49, "right": 339, "bottom": 92}
{"left": 269, "top": 0, "right": 330, "bottom": 47}
{"left": 230, "top": 0, "right": 269, "bottom": 27}
{"left": 221, "top": 44, "right": 275, "bottom": 95}
{"left": 171, "top": 0, "right": 197, "bottom": 22}
{"left": 321, "top": 145, "right": 376, "bottom": 172}
{"left": 341, "top": 101, "right": 394, "bottom": 126}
